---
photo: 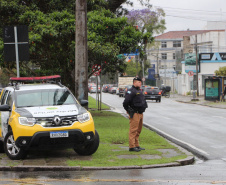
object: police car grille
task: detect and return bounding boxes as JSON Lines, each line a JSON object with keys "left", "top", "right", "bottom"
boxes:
{"left": 35, "top": 116, "right": 78, "bottom": 127}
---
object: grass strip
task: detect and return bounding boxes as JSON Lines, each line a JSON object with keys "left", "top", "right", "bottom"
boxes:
{"left": 88, "top": 95, "right": 110, "bottom": 110}
{"left": 67, "top": 96, "right": 188, "bottom": 167}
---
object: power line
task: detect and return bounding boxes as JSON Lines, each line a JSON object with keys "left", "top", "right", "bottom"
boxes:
{"left": 165, "top": 14, "right": 226, "bottom": 22}
{"left": 155, "top": 5, "right": 226, "bottom": 14}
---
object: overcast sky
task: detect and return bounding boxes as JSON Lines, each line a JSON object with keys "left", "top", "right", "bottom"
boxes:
{"left": 124, "top": 0, "right": 226, "bottom": 33}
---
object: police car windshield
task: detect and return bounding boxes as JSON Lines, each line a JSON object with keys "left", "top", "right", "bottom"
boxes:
{"left": 15, "top": 89, "right": 77, "bottom": 108}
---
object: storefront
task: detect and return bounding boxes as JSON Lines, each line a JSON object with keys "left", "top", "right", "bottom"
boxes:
{"left": 178, "top": 53, "right": 226, "bottom": 96}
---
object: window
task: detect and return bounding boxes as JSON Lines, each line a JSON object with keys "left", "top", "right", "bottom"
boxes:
{"left": 6, "top": 92, "right": 13, "bottom": 107}
{"left": 161, "top": 41, "right": 167, "bottom": 48}
{"left": 173, "top": 53, "right": 176, "bottom": 59}
{"left": 173, "top": 41, "right": 181, "bottom": 47}
{"left": 16, "top": 89, "right": 77, "bottom": 108}
{"left": 161, "top": 53, "right": 167, "bottom": 60}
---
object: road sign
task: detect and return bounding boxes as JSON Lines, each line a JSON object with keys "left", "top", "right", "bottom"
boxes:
{"left": 142, "top": 77, "right": 145, "bottom": 82}
{"left": 92, "top": 64, "right": 101, "bottom": 76}
{"left": 188, "top": 71, "right": 194, "bottom": 76}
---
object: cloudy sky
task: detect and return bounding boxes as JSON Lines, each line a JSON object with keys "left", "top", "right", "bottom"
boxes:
{"left": 124, "top": 0, "right": 226, "bottom": 33}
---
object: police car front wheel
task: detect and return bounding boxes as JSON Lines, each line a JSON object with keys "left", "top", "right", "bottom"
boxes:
{"left": 4, "top": 131, "right": 27, "bottom": 160}
{"left": 73, "top": 130, "right": 99, "bottom": 156}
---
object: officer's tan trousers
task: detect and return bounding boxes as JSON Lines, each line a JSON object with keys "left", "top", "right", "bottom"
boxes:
{"left": 129, "top": 113, "right": 143, "bottom": 148}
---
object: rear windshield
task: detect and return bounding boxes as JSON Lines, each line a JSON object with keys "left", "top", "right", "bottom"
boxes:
{"left": 146, "top": 88, "right": 159, "bottom": 92}
{"left": 15, "top": 89, "right": 77, "bottom": 108}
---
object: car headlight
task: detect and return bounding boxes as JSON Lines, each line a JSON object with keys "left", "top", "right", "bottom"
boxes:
{"left": 77, "top": 113, "right": 90, "bottom": 123}
{"left": 19, "top": 117, "right": 36, "bottom": 127}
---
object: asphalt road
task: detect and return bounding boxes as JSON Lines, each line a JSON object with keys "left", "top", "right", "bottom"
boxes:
{"left": 91, "top": 93, "right": 226, "bottom": 161}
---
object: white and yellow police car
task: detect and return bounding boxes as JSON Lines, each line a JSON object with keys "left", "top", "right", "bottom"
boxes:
{"left": 0, "top": 75, "right": 99, "bottom": 160}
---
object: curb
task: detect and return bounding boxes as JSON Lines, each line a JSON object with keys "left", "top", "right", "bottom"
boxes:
{"left": 176, "top": 100, "right": 226, "bottom": 109}
{"left": 0, "top": 162, "right": 182, "bottom": 172}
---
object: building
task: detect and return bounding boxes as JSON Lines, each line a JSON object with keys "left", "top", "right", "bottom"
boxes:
{"left": 178, "top": 30, "right": 226, "bottom": 95}
{"left": 147, "top": 29, "right": 226, "bottom": 94}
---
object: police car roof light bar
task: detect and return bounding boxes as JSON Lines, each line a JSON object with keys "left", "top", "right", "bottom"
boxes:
{"left": 10, "top": 75, "right": 61, "bottom": 86}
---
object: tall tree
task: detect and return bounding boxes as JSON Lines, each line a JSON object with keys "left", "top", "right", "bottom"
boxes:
{"left": 126, "top": 8, "right": 166, "bottom": 77}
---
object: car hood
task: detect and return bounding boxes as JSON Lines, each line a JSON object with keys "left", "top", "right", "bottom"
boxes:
{"left": 15, "top": 104, "right": 87, "bottom": 118}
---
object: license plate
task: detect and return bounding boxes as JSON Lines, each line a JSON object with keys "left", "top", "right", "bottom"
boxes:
{"left": 151, "top": 96, "right": 155, "bottom": 98}
{"left": 50, "top": 131, "right": 69, "bottom": 138}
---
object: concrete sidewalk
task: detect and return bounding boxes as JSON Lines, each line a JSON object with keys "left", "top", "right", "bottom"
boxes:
{"left": 171, "top": 94, "right": 226, "bottom": 109}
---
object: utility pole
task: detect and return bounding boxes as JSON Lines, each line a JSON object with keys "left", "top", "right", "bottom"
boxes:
{"left": 195, "top": 35, "right": 199, "bottom": 96}
{"left": 75, "top": 0, "right": 88, "bottom": 105}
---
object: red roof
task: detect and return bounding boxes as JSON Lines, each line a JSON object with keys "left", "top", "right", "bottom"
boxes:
{"left": 155, "top": 30, "right": 225, "bottom": 40}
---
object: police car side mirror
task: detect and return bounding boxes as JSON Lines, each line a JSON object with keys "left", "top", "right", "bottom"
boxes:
{"left": 0, "top": 104, "right": 11, "bottom": 111}
{"left": 80, "top": 100, "right": 88, "bottom": 107}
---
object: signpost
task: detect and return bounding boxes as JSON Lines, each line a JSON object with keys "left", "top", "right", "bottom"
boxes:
{"left": 92, "top": 64, "right": 101, "bottom": 76}
{"left": 188, "top": 71, "right": 194, "bottom": 77}
{"left": 3, "top": 25, "right": 29, "bottom": 77}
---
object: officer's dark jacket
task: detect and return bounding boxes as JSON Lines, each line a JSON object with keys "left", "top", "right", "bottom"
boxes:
{"left": 123, "top": 85, "right": 148, "bottom": 113}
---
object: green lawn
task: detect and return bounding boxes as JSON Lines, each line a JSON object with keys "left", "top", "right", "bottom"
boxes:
{"left": 67, "top": 96, "right": 188, "bottom": 167}
{"left": 88, "top": 95, "right": 110, "bottom": 110}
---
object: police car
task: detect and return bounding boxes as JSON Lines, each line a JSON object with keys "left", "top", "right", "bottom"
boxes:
{"left": 0, "top": 75, "right": 99, "bottom": 160}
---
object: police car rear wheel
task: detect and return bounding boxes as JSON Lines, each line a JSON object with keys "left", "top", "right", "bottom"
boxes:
{"left": 73, "top": 130, "right": 99, "bottom": 156}
{"left": 4, "top": 131, "right": 27, "bottom": 160}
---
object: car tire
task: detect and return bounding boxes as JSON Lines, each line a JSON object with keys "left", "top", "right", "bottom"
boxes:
{"left": 74, "top": 130, "right": 99, "bottom": 156}
{"left": 159, "top": 98, "right": 161, "bottom": 102}
{"left": 4, "top": 131, "right": 27, "bottom": 160}
{"left": 0, "top": 140, "right": 4, "bottom": 153}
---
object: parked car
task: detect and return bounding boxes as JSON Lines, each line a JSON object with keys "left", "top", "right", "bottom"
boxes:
{"left": 0, "top": 75, "right": 99, "bottom": 160}
{"left": 88, "top": 83, "right": 96, "bottom": 92}
{"left": 108, "top": 84, "right": 117, "bottom": 94}
{"left": 102, "top": 84, "right": 112, "bottom": 93}
{"left": 143, "top": 86, "right": 162, "bottom": 102}
{"left": 89, "top": 85, "right": 100, "bottom": 93}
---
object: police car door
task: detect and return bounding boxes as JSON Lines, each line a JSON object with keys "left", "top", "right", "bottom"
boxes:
{"left": 0, "top": 90, "right": 11, "bottom": 138}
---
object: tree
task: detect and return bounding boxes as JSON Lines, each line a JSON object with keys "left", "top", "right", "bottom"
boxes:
{"left": 87, "top": 9, "right": 143, "bottom": 77}
{"left": 126, "top": 8, "right": 166, "bottom": 77}
{"left": 215, "top": 66, "right": 226, "bottom": 76}
{"left": 0, "top": 0, "right": 156, "bottom": 92}
{"left": 125, "top": 60, "right": 141, "bottom": 76}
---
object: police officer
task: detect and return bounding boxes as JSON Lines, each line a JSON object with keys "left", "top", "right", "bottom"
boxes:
{"left": 123, "top": 77, "right": 148, "bottom": 152}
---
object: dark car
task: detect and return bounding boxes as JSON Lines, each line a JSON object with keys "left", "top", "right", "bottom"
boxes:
{"left": 140, "top": 85, "right": 150, "bottom": 92}
{"left": 143, "top": 86, "right": 162, "bottom": 102}
{"left": 123, "top": 85, "right": 132, "bottom": 97}
{"left": 102, "top": 84, "right": 110, "bottom": 93}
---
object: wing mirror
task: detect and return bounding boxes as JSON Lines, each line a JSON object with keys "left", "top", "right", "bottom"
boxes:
{"left": 80, "top": 100, "right": 88, "bottom": 107}
{"left": 0, "top": 104, "right": 11, "bottom": 111}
